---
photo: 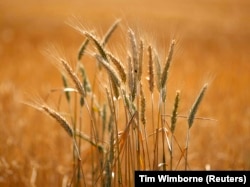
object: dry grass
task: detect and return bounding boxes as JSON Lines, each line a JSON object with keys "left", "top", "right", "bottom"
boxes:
{"left": 1, "top": 0, "right": 250, "bottom": 186}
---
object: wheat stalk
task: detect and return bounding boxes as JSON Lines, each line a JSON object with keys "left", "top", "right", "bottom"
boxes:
{"left": 185, "top": 83, "right": 208, "bottom": 170}
{"left": 170, "top": 90, "right": 180, "bottom": 170}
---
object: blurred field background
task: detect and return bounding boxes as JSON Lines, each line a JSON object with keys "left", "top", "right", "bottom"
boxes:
{"left": 0, "top": 0, "right": 250, "bottom": 186}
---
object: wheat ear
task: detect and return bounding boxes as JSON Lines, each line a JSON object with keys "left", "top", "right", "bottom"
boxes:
{"left": 95, "top": 55, "right": 121, "bottom": 87}
{"left": 171, "top": 90, "right": 180, "bottom": 133}
{"left": 78, "top": 38, "right": 89, "bottom": 61}
{"left": 61, "top": 59, "right": 86, "bottom": 97}
{"left": 107, "top": 52, "right": 127, "bottom": 83}
{"left": 102, "top": 19, "right": 121, "bottom": 46}
{"left": 148, "top": 45, "right": 154, "bottom": 93}
{"left": 161, "top": 39, "right": 175, "bottom": 89}
{"left": 41, "top": 105, "right": 73, "bottom": 137}
{"left": 188, "top": 83, "right": 208, "bottom": 128}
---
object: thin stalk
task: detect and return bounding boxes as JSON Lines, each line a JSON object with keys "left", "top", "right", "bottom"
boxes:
{"left": 170, "top": 134, "right": 173, "bottom": 171}
{"left": 185, "top": 128, "right": 190, "bottom": 170}
{"left": 161, "top": 101, "right": 166, "bottom": 171}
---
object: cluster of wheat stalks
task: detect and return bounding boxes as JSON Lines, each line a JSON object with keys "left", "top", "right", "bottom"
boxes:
{"left": 27, "top": 19, "right": 208, "bottom": 187}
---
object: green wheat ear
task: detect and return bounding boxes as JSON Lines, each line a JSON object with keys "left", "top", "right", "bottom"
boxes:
{"left": 171, "top": 90, "right": 180, "bottom": 134}
{"left": 62, "top": 75, "right": 70, "bottom": 102}
{"left": 78, "top": 38, "right": 89, "bottom": 61}
{"left": 188, "top": 83, "right": 208, "bottom": 129}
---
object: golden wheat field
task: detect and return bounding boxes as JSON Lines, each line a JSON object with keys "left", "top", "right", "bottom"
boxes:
{"left": 1, "top": 0, "right": 250, "bottom": 186}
